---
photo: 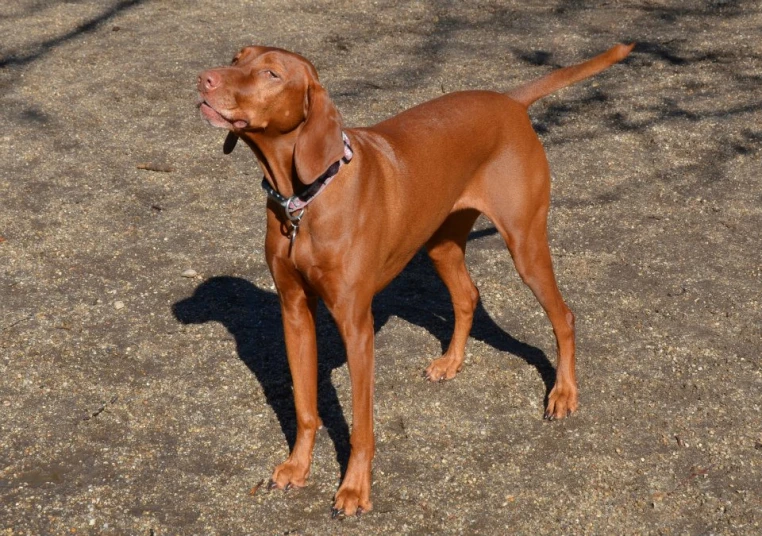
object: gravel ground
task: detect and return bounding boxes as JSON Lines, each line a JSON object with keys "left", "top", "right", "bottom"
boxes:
{"left": 1, "top": 1, "right": 761, "bottom": 534}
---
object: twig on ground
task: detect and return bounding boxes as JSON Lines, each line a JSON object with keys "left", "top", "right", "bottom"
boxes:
{"left": 137, "top": 163, "right": 174, "bottom": 172}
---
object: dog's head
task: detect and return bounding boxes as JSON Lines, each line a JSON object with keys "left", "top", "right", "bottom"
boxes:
{"left": 197, "top": 46, "right": 345, "bottom": 184}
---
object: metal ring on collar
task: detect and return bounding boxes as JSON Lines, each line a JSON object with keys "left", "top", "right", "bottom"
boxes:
{"left": 286, "top": 203, "right": 305, "bottom": 224}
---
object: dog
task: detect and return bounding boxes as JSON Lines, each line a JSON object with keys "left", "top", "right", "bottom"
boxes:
{"left": 196, "top": 42, "right": 633, "bottom": 517}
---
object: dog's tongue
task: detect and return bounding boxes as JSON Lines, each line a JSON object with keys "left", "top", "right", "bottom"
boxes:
{"left": 233, "top": 120, "right": 248, "bottom": 129}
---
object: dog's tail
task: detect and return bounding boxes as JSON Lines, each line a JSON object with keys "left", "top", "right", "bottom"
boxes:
{"left": 507, "top": 43, "right": 634, "bottom": 108}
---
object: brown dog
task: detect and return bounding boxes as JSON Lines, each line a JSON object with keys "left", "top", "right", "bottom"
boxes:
{"left": 196, "top": 43, "right": 633, "bottom": 517}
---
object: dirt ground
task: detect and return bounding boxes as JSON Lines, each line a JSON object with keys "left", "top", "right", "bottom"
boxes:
{"left": 1, "top": 1, "right": 760, "bottom": 534}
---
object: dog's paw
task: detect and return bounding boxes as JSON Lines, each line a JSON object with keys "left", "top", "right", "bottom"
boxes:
{"left": 269, "top": 459, "right": 309, "bottom": 490}
{"left": 423, "top": 355, "right": 463, "bottom": 382}
{"left": 544, "top": 383, "right": 578, "bottom": 420}
{"left": 333, "top": 481, "right": 372, "bottom": 518}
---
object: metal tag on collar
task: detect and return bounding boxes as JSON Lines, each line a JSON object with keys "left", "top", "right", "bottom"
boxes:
{"left": 287, "top": 207, "right": 305, "bottom": 253}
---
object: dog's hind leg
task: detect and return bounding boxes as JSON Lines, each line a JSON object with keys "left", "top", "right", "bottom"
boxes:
{"left": 423, "top": 208, "right": 482, "bottom": 382}
{"left": 485, "top": 164, "right": 578, "bottom": 419}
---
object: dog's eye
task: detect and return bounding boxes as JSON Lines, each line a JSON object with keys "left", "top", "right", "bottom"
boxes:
{"left": 260, "top": 69, "right": 280, "bottom": 80}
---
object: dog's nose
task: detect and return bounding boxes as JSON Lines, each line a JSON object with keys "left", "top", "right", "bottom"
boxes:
{"left": 198, "top": 70, "right": 221, "bottom": 92}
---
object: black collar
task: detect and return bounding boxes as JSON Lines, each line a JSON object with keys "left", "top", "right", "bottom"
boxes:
{"left": 261, "top": 132, "right": 353, "bottom": 224}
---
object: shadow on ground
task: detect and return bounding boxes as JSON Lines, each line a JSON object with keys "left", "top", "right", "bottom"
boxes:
{"left": 172, "top": 237, "right": 554, "bottom": 477}
{"left": 0, "top": 0, "right": 146, "bottom": 69}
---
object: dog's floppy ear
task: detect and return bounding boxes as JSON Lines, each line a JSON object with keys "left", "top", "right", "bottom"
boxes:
{"left": 294, "top": 82, "right": 344, "bottom": 185}
{"left": 223, "top": 132, "right": 238, "bottom": 154}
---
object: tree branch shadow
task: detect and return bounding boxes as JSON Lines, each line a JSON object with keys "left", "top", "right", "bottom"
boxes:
{"left": 0, "top": 0, "right": 145, "bottom": 69}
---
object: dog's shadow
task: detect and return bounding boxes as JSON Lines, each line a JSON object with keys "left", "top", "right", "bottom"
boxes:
{"left": 172, "top": 243, "right": 554, "bottom": 476}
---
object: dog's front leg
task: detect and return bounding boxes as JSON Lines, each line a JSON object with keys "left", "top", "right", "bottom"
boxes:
{"left": 328, "top": 294, "right": 375, "bottom": 517}
{"left": 269, "top": 280, "right": 320, "bottom": 490}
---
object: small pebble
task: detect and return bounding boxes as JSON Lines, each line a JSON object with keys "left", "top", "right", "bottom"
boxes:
{"left": 114, "top": 301, "right": 125, "bottom": 310}
{"left": 181, "top": 269, "right": 198, "bottom": 278}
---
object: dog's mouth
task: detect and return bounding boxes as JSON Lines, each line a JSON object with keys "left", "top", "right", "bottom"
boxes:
{"left": 197, "top": 100, "right": 248, "bottom": 130}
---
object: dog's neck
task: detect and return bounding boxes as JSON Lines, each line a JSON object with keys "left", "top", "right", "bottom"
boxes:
{"left": 240, "top": 128, "right": 302, "bottom": 197}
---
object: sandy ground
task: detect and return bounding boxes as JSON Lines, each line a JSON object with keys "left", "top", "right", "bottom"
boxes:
{"left": 1, "top": 1, "right": 761, "bottom": 534}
